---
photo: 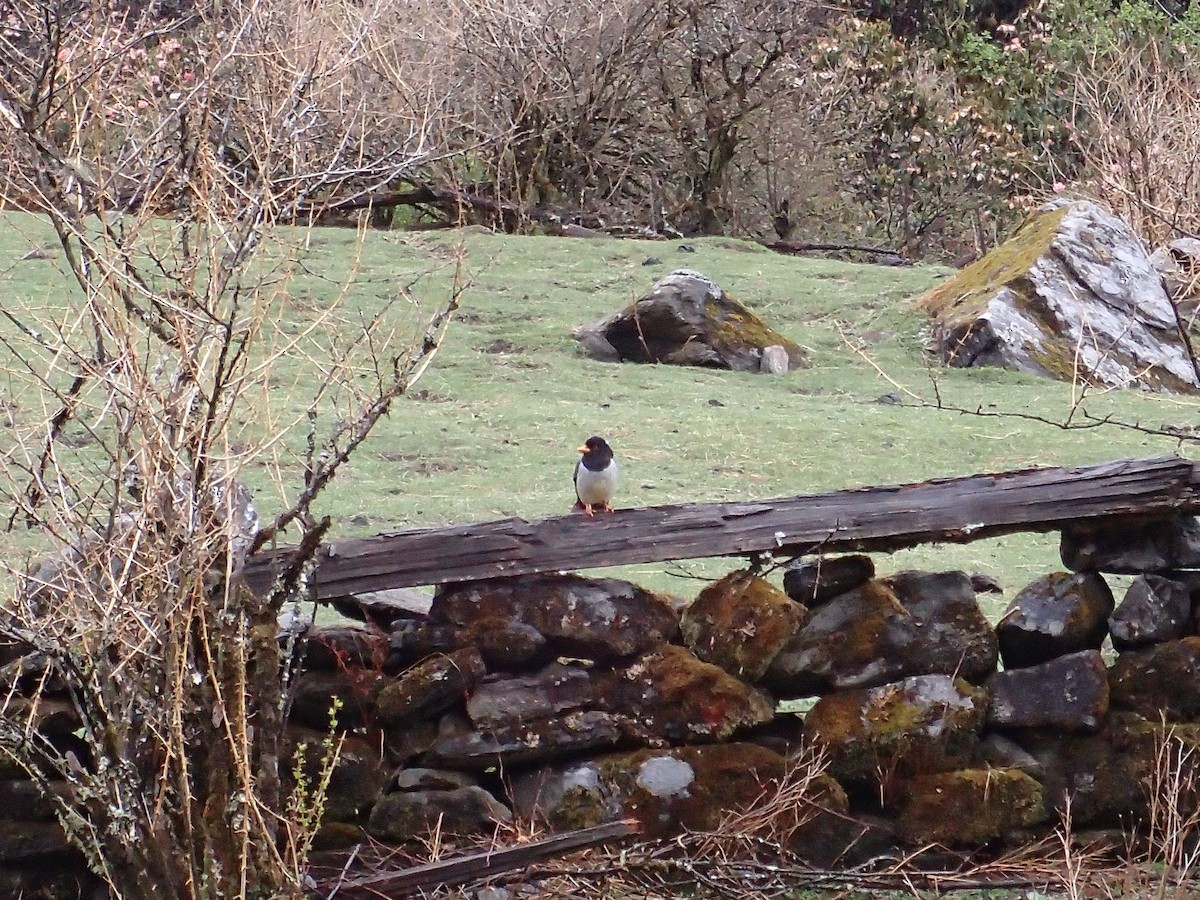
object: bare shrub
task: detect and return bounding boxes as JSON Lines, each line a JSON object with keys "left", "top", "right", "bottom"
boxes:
{"left": 1067, "top": 33, "right": 1200, "bottom": 245}
{"left": 440, "top": 0, "right": 825, "bottom": 235}
{"left": 0, "top": 0, "right": 461, "bottom": 895}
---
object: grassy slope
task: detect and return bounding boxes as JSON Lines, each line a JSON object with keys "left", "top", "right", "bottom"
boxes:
{"left": 1, "top": 213, "right": 1194, "bottom": 615}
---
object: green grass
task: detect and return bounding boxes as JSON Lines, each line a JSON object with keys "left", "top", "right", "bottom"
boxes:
{"left": 0, "top": 213, "right": 1194, "bottom": 612}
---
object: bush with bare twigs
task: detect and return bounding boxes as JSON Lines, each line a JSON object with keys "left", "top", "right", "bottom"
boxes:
{"left": 0, "top": 0, "right": 462, "bottom": 895}
{"left": 436, "top": 0, "right": 828, "bottom": 236}
{"left": 1064, "top": 5, "right": 1200, "bottom": 245}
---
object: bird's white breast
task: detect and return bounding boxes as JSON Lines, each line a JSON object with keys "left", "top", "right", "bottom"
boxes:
{"left": 575, "top": 460, "right": 618, "bottom": 505}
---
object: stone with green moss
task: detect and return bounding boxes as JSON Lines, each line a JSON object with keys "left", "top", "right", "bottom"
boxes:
{"left": 917, "top": 199, "right": 1199, "bottom": 392}
{"left": 610, "top": 643, "right": 776, "bottom": 743}
{"left": 804, "top": 673, "right": 987, "bottom": 785}
{"left": 511, "top": 742, "right": 849, "bottom": 862}
{"left": 575, "top": 269, "right": 805, "bottom": 372}
{"left": 681, "top": 569, "right": 808, "bottom": 681}
{"left": 898, "top": 768, "right": 1047, "bottom": 846}
{"left": 767, "top": 571, "right": 997, "bottom": 696}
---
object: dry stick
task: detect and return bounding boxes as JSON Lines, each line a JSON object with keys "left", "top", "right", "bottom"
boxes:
{"left": 843, "top": 323, "right": 1199, "bottom": 445}
{"left": 836, "top": 324, "right": 922, "bottom": 401}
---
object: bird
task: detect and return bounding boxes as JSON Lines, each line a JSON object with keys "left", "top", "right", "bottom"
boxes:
{"left": 573, "top": 436, "right": 618, "bottom": 516}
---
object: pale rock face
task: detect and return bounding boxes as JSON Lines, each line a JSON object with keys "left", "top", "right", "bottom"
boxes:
{"left": 919, "top": 199, "right": 1199, "bottom": 392}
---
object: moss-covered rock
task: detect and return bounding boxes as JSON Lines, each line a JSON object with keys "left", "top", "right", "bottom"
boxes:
{"left": 288, "top": 667, "right": 386, "bottom": 730}
{"left": 987, "top": 650, "right": 1109, "bottom": 731}
{"left": 375, "top": 647, "right": 485, "bottom": 724}
{"left": 783, "top": 554, "right": 875, "bottom": 607}
{"left": 284, "top": 727, "right": 390, "bottom": 824}
{"left": 804, "top": 673, "right": 987, "bottom": 785}
{"left": 681, "top": 570, "right": 807, "bottom": 681}
{"left": 611, "top": 644, "right": 776, "bottom": 743}
{"left": 917, "top": 199, "right": 1198, "bottom": 392}
{"left": 1062, "top": 515, "right": 1200, "bottom": 574}
{"left": 367, "top": 785, "right": 511, "bottom": 841}
{"left": 512, "top": 742, "right": 848, "bottom": 855}
{"left": 768, "top": 571, "right": 997, "bottom": 696}
{"left": 1109, "top": 637, "right": 1200, "bottom": 721}
{"left": 1013, "top": 712, "right": 1200, "bottom": 827}
{"left": 898, "top": 769, "right": 1047, "bottom": 846}
{"left": 465, "top": 662, "right": 599, "bottom": 729}
{"left": 431, "top": 573, "right": 678, "bottom": 662}
{"left": 574, "top": 269, "right": 805, "bottom": 372}
{"left": 300, "top": 623, "right": 388, "bottom": 671}
{"left": 996, "top": 571, "right": 1113, "bottom": 669}
{"left": 1108, "top": 574, "right": 1192, "bottom": 650}
{"left": 425, "top": 710, "right": 625, "bottom": 770}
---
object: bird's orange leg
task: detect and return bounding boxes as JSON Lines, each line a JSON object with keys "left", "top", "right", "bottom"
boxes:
{"left": 599, "top": 502, "right": 615, "bottom": 513}
{"left": 582, "top": 503, "right": 595, "bottom": 517}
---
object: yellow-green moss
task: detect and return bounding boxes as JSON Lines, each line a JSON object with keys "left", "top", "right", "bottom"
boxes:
{"left": 899, "top": 768, "right": 1047, "bottom": 846}
{"left": 915, "top": 205, "right": 1070, "bottom": 316}
{"left": 707, "top": 295, "right": 806, "bottom": 362}
{"left": 683, "top": 570, "right": 807, "bottom": 680}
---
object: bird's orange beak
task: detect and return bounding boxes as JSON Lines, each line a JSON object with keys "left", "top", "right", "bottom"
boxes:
{"left": 577, "top": 444, "right": 589, "bottom": 454}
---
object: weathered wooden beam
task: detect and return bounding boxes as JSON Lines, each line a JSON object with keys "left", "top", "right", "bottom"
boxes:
{"left": 315, "top": 819, "right": 638, "bottom": 898}
{"left": 245, "top": 455, "right": 1200, "bottom": 597}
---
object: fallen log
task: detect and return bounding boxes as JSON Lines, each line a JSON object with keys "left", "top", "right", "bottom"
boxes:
{"left": 244, "top": 456, "right": 1200, "bottom": 597}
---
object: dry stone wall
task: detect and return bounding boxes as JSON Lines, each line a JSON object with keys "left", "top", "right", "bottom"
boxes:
{"left": 6, "top": 514, "right": 1200, "bottom": 893}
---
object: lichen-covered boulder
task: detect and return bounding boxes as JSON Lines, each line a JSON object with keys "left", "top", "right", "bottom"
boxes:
{"left": 804, "top": 674, "right": 988, "bottom": 785}
{"left": 916, "top": 199, "right": 1199, "bottom": 392}
{"left": 611, "top": 645, "right": 776, "bottom": 743}
{"left": 1109, "top": 574, "right": 1193, "bottom": 650}
{"left": 996, "top": 572, "right": 1114, "bottom": 669}
{"left": 375, "top": 648, "right": 485, "bottom": 724}
{"left": 300, "top": 624, "right": 389, "bottom": 671}
{"left": 511, "top": 743, "right": 848, "bottom": 859}
{"left": 367, "top": 785, "right": 511, "bottom": 840}
{"left": 465, "top": 663, "right": 598, "bottom": 729}
{"left": 425, "top": 710, "right": 625, "bottom": 770}
{"left": 782, "top": 555, "right": 875, "bottom": 607}
{"left": 767, "top": 571, "right": 997, "bottom": 696}
{"left": 386, "top": 618, "right": 459, "bottom": 670}
{"left": 898, "top": 769, "right": 1047, "bottom": 846}
{"left": 681, "top": 570, "right": 807, "bottom": 681}
{"left": 1109, "top": 637, "right": 1200, "bottom": 721}
{"left": 987, "top": 650, "right": 1109, "bottom": 731}
{"left": 288, "top": 668, "right": 386, "bottom": 730}
{"left": 573, "top": 269, "right": 805, "bottom": 372}
{"left": 1062, "top": 515, "right": 1200, "bottom": 574}
{"left": 431, "top": 574, "right": 678, "bottom": 662}
{"left": 459, "top": 616, "right": 547, "bottom": 669}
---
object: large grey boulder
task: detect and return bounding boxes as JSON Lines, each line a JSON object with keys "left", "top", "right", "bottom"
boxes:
{"left": 574, "top": 269, "right": 805, "bottom": 372}
{"left": 917, "top": 200, "right": 1199, "bottom": 392}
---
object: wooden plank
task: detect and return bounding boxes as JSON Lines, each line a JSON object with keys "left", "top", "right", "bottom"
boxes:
{"left": 245, "top": 455, "right": 1200, "bottom": 597}
{"left": 315, "top": 819, "right": 638, "bottom": 898}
